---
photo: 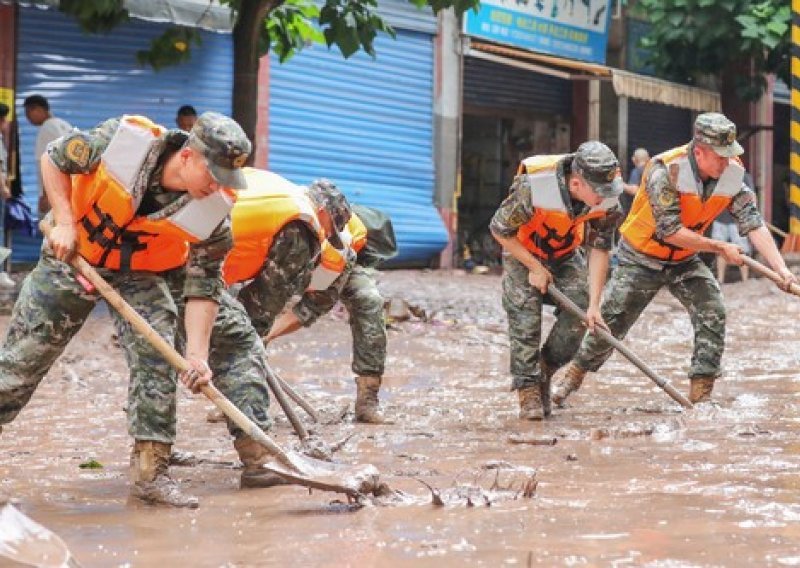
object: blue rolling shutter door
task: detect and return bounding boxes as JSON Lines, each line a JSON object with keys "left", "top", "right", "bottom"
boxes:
{"left": 268, "top": 31, "right": 444, "bottom": 264}
{"left": 14, "top": 6, "right": 232, "bottom": 262}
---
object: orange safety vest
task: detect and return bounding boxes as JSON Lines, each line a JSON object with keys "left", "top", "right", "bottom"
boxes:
{"left": 515, "top": 155, "right": 609, "bottom": 262}
{"left": 620, "top": 144, "right": 745, "bottom": 262}
{"left": 307, "top": 213, "right": 367, "bottom": 291}
{"left": 223, "top": 168, "right": 324, "bottom": 285}
{"left": 72, "top": 115, "right": 236, "bottom": 272}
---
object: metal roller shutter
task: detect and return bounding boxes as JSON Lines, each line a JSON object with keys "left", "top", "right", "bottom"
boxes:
{"left": 463, "top": 57, "right": 572, "bottom": 116}
{"left": 14, "top": 5, "right": 233, "bottom": 262}
{"left": 627, "top": 99, "right": 693, "bottom": 157}
{"left": 267, "top": 29, "right": 443, "bottom": 264}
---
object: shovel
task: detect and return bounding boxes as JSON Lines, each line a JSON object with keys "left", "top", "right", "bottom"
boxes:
{"left": 0, "top": 500, "right": 81, "bottom": 568}
{"left": 40, "top": 223, "right": 379, "bottom": 498}
{"left": 547, "top": 284, "right": 694, "bottom": 409}
{"left": 740, "top": 256, "right": 800, "bottom": 298}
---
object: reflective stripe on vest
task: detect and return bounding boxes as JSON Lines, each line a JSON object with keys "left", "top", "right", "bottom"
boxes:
{"left": 620, "top": 144, "right": 745, "bottom": 262}
{"left": 71, "top": 115, "right": 235, "bottom": 272}
{"left": 515, "top": 154, "right": 606, "bottom": 261}
{"left": 308, "top": 224, "right": 356, "bottom": 291}
{"left": 223, "top": 167, "right": 323, "bottom": 285}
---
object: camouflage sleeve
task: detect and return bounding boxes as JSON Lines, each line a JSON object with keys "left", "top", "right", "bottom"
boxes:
{"left": 728, "top": 183, "right": 763, "bottom": 236}
{"left": 584, "top": 206, "right": 622, "bottom": 250}
{"left": 489, "top": 174, "right": 534, "bottom": 237}
{"left": 646, "top": 164, "right": 683, "bottom": 240}
{"left": 47, "top": 117, "right": 120, "bottom": 174}
{"left": 292, "top": 266, "right": 351, "bottom": 326}
{"left": 182, "top": 218, "right": 233, "bottom": 301}
{"left": 237, "top": 221, "right": 320, "bottom": 336}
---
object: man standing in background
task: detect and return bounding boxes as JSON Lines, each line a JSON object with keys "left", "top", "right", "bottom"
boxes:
{"left": 0, "top": 103, "right": 15, "bottom": 288}
{"left": 22, "top": 94, "right": 72, "bottom": 218}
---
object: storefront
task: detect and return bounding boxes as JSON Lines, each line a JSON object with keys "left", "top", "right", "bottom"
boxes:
{"left": 442, "top": 2, "right": 721, "bottom": 267}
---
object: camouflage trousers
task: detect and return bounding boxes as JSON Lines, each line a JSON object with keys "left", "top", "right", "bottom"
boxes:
{"left": 0, "top": 252, "right": 271, "bottom": 444}
{"left": 502, "top": 253, "right": 589, "bottom": 390}
{"left": 339, "top": 266, "right": 386, "bottom": 377}
{"left": 573, "top": 256, "right": 725, "bottom": 379}
{"left": 152, "top": 274, "right": 273, "bottom": 439}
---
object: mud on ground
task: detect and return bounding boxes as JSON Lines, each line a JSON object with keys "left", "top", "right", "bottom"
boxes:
{"left": 1, "top": 269, "right": 800, "bottom": 566}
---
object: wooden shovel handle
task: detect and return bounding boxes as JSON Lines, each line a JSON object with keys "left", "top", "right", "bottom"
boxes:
{"left": 38, "top": 221, "right": 300, "bottom": 472}
{"left": 739, "top": 256, "right": 800, "bottom": 298}
{"left": 547, "top": 284, "right": 694, "bottom": 409}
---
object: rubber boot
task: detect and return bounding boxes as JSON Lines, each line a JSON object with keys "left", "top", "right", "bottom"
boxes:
{"left": 689, "top": 376, "right": 715, "bottom": 404}
{"left": 355, "top": 375, "right": 385, "bottom": 424}
{"left": 518, "top": 386, "right": 544, "bottom": 420}
{"left": 539, "top": 358, "right": 555, "bottom": 418}
{"left": 551, "top": 363, "right": 587, "bottom": 407}
{"left": 234, "top": 435, "right": 290, "bottom": 489}
{"left": 130, "top": 441, "right": 199, "bottom": 508}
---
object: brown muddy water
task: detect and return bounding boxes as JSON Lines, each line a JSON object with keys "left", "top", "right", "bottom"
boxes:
{"left": 1, "top": 269, "right": 800, "bottom": 567}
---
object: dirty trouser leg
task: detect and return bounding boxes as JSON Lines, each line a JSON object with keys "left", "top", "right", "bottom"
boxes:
{"left": 573, "top": 262, "right": 664, "bottom": 373}
{"left": 207, "top": 291, "right": 272, "bottom": 438}
{"left": 501, "top": 255, "right": 544, "bottom": 391}
{"left": 109, "top": 273, "right": 178, "bottom": 444}
{"left": 541, "top": 253, "right": 589, "bottom": 372}
{"left": 666, "top": 257, "right": 725, "bottom": 379}
{"left": 340, "top": 267, "right": 386, "bottom": 377}
{"left": 0, "top": 254, "right": 97, "bottom": 425}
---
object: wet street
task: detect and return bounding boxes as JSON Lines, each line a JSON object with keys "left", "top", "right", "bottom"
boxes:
{"left": 1, "top": 268, "right": 800, "bottom": 566}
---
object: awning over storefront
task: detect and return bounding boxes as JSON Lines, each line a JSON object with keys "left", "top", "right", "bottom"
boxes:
{"left": 20, "top": 0, "right": 233, "bottom": 32}
{"left": 611, "top": 69, "right": 720, "bottom": 113}
{"left": 467, "top": 40, "right": 721, "bottom": 113}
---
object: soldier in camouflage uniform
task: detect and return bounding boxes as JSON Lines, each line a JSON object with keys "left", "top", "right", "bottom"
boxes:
{"left": 490, "top": 141, "right": 623, "bottom": 420}
{"left": 230, "top": 180, "right": 390, "bottom": 423}
{"left": 554, "top": 113, "right": 797, "bottom": 406}
{"left": 0, "top": 112, "right": 274, "bottom": 508}
{"left": 264, "top": 226, "right": 388, "bottom": 423}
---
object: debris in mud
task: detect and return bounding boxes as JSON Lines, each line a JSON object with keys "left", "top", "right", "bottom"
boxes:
{"left": 588, "top": 419, "right": 685, "bottom": 441}
{"left": 412, "top": 462, "right": 538, "bottom": 507}
{"left": 507, "top": 433, "right": 558, "bottom": 446}
{"left": 0, "top": 501, "right": 79, "bottom": 568}
{"left": 565, "top": 454, "right": 578, "bottom": 461}
{"left": 735, "top": 425, "right": 771, "bottom": 437}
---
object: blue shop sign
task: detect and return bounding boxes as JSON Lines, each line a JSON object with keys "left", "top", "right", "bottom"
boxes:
{"left": 464, "top": 0, "right": 613, "bottom": 65}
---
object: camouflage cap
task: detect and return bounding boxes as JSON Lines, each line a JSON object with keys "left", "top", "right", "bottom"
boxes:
{"left": 693, "top": 112, "right": 743, "bottom": 158}
{"left": 573, "top": 141, "right": 623, "bottom": 198}
{"left": 187, "top": 112, "right": 251, "bottom": 189}
{"left": 307, "top": 179, "right": 352, "bottom": 234}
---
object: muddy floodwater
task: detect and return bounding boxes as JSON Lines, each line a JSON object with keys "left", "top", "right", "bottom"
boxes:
{"left": 1, "top": 269, "right": 800, "bottom": 566}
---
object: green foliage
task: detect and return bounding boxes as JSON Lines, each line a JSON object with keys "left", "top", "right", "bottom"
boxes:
{"left": 59, "top": 0, "right": 129, "bottom": 33}
{"left": 637, "top": 0, "right": 789, "bottom": 101}
{"left": 264, "top": 0, "right": 325, "bottom": 62}
{"left": 136, "top": 26, "right": 202, "bottom": 70}
{"left": 78, "top": 459, "right": 104, "bottom": 469}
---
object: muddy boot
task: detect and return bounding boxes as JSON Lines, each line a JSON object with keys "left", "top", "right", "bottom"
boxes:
{"left": 518, "top": 386, "right": 544, "bottom": 421}
{"left": 689, "top": 376, "right": 715, "bottom": 404}
{"left": 130, "top": 441, "right": 199, "bottom": 509}
{"left": 551, "top": 363, "right": 587, "bottom": 407}
{"left": 355, "top": 375, "right": 385, "bottom": 424}
{"left": 539, "top": 359, "right": 555, "bottom": 418}
{"left": 234, "top": 436, "right": 291, "bottom": 489}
